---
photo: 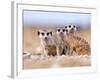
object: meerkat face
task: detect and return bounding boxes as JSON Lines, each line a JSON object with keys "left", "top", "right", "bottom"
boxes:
{"left": 65, "top": 25, "right": 78, "bottom": 33}
{"left": 63, "top": 28, "right": 69, "bottom": 35}
{"left": 38, "top": 30, "right": 52, "bottom": 41}
{"left": 56, "top": 28, "right": 66, "bottom": 35}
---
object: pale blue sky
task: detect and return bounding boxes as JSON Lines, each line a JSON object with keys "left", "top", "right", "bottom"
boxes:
{"left": 23, "top": 10, "right": 91, "bottom": 28}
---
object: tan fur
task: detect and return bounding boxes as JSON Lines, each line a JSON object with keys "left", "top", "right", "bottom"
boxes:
{"left": 64, "top": 34, "right": 90, "bottom": 55}
{"left": 47, "top": 45, "right": 57, "bottom": 56}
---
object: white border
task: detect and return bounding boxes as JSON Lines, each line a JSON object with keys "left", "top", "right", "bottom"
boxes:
{"left": 11, "top": 2, "right": 97, "bottom": 79}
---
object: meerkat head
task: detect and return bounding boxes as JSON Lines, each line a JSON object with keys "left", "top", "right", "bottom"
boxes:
{"left": 56, "top": 27, "right": 66, "bottom": 35}
{"left": 38, "top": 30, "right": 52, "bottom": 41}
{"left": 56, "top": 27, "right": 67, "bottom": 40}
{"left": 63, "top": 27, "right": 69, "bottom": 35}
{"left": 65, "top": 24, "right": 78, "bottom": 34}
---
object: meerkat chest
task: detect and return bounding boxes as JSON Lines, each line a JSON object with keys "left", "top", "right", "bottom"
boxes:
{"left": 52, "top": 34, "right": 64, "bottom": 45}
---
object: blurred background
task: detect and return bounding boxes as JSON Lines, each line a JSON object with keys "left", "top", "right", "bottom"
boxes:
{"left": 23, "top": 10, "right": 91, "bottom": 28}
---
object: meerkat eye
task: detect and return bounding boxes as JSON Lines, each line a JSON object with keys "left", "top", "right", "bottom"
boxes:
{"left": 63, "top": 29, "right": 65, "bottom": 32}
{"left": 41, "top": 32, "right": 44, "bottom": 36}
{"left": 66, "top": 29, "right": 68, "bottom": 32}
{"left": 50, "top": 32, "right": 52, "bottom": 35}
{"left": 69, "top": 25, "right": 71, "bottom": 28}
{"left": 47, "top": 32, "right": 49, "bottom": 36}
{"left": 73, "top": 25, "right": 75, "bottom": 28}
{"left": 38, "top": 31, "right": 40, "bottom": 35}
{"left": 65, "top": 26, "right": 67, "bottom": 28}
{"left": 57, "top": 29, "right": 60, "bottom": 32}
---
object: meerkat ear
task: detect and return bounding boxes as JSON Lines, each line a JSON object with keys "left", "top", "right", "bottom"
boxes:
{"left": 50, "top": 32, "right": 52, "bottom": 35}
{"left": 37, "top": 31, "right": 40, "bottom": 35}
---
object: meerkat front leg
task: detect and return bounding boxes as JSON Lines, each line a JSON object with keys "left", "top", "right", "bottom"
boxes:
{"left": 56, "top": 45, "right": 60, "bottom": 57}
{"left": 43, "top": 47, "right": 48, "bottom": 57}
{"left": 69, "top": 47, "right": 74, "bottom": 55}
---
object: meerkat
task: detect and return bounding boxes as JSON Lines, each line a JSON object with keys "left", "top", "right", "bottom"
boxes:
{"left": 38, "top": 30, "right": 56, "bottom": 56}
{"left": 56, "top": 27, "right": 71, "bottom": 55}
{"left": 63, "top": 25, "right": 90, "bottom": 55}
{"left": 38, "top": 30, "right": 63, "bottom": 57}
{"left": 37, "top": 29, "right": 69, "bottom": 57}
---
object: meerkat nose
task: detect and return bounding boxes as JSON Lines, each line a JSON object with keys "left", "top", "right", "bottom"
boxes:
{"left": 60, "top": 32, "right": 63, "bottom": 34}
{"left": 71, "top": 28, "right": 74, "bottom": 31}
{"left": 45, "top": 37, "right": 47, "bottom": 40}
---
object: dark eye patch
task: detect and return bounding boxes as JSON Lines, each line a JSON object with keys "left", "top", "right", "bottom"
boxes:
{"left": 69, "top": 25, "right": 71, "bottom": 28}
{"left": 66, "top": 29, "right": 68, "bottom": 32}
{"left": 38, "top": 31, "right": 40, "bottom": 35}
{"left": 73, "top": 25, "right": 75, "bottom": 28}
{"left": 47, "top": 32, "right": 49, "bottom": 36}
{"left": 63, "top": 29, "right": 65, "bottom": 32}
{"left": 41, "top": 32, "right": 44, "bottom": 36}
{"left": 65, "top": 26, "right": 67, "bottom": 28}
{"left": 50, "top": 32, "right": 52, "bottom": 35}
{"left": 57, "top": 29, "right": 60, "bottom": 32}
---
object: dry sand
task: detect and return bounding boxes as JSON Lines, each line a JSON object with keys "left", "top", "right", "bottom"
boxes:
{"left": 23, "top": 55, "right": 90, "bottom": 69}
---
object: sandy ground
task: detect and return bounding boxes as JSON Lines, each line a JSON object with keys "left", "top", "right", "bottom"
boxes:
{"left": 23, "top": 55, "right": 91, "bottom": 69}
{"left": 23, "top": 27, "right": 91, "bottom": 69}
